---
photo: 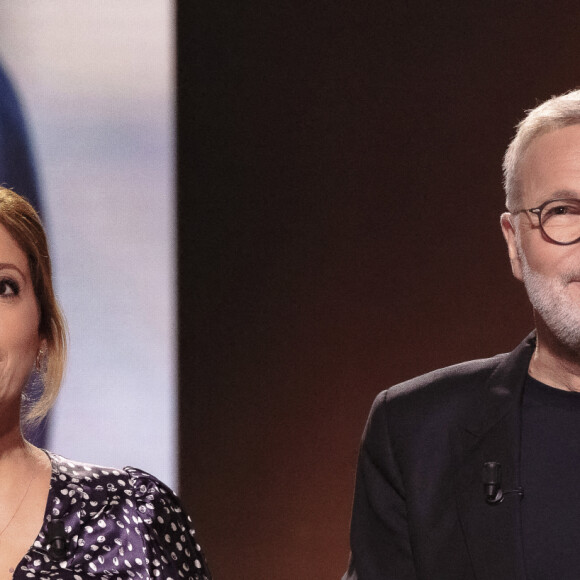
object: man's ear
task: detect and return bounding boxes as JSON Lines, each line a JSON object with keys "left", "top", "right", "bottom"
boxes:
{"left": 500, "top": 212, "right": 523, "bottom": 282}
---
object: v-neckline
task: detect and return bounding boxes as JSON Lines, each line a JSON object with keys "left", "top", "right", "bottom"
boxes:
{"left": 11, "top": 449, "right": 57, "bottom": 578}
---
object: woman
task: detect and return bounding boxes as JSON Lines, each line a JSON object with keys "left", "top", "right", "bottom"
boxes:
{"left": 0, "top": 188, "right": 210, "bottom": 579}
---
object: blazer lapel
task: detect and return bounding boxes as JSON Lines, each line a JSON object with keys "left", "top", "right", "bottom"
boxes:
{"left": 453, "top": 334, "right": 535, "bottom": 580}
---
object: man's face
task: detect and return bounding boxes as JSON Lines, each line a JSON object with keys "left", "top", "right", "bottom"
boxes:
{"left": 501, "top": 124, "right": 580, "bottom": 350}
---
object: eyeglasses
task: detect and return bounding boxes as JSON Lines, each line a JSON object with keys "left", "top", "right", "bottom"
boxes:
{"left": 511, "top": 198, "right": 580, "bottom": 245}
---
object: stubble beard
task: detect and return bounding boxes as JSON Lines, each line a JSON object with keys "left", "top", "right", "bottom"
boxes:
{"left": 519, "top": 245, "right": 580, "bottom": 351}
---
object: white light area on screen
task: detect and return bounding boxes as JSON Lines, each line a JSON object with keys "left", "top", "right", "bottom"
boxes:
{"left": 0, "top": 2, "right": 176, "bottom": 488}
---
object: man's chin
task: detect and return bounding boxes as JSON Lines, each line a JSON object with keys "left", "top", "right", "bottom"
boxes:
{"left": 522, "top": 268, "right": 580, "bottom": 352}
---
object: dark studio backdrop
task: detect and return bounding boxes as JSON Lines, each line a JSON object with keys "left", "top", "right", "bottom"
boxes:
{"left": 178, "top": 3, "right": 580, "bottom": 578}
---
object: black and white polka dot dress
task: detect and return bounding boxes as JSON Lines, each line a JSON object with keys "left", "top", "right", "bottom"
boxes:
{"left": 13, "top": 452, "right": 211, "bottom": 579}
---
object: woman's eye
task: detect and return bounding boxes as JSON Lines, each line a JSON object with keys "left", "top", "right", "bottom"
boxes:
{"left": 0, "top": 279, "right": 19, "bottom": 297}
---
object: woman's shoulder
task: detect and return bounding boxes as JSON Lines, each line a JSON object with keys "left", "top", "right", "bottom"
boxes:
{"left": 48, "top": 451, "right": 175, "bottom": 499}
{"left": 47, "top": 451, "right": 174, "bottom": 514}
{"left": 38, "top": 451, "right": 211, "bottom": 579}
{"left": 48, "top": 450, "right": 135, "bottom": 482}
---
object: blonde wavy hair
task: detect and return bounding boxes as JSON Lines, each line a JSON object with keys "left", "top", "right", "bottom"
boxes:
{"left": 0, "top": 188, "right": 67, "bottom": 424}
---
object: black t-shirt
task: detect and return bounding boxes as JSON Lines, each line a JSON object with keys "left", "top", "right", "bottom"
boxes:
{"left": 522, "top": 373, "right": 580, "bottom": 579}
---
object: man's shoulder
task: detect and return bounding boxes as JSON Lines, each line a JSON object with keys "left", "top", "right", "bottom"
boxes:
{"left": 371, "top": 345, "right": 522, "bottom": 421}
{"left": 361, "top": 352, "right": 512, "bottom": 450}
{"left": 362, "top": 334, "right": 534, "bottom": 445}
{"left": 388, "top": 352, "right": 508, "bottom": 400}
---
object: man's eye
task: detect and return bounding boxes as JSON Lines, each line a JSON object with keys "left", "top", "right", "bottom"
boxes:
{"left": 553, "top": 205, "right": 571, "bottom": 214}
{"left": 0, "top": 279, "right": 19, "bottom": 297}
{"left": 544, "top": 202, "right": 580, "bottom": 218}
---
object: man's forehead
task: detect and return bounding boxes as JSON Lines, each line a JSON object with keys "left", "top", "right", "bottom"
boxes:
{"left": 540, "top": 188, "right": 580, "bottom": 202}
{"left": 525, "top": 123, "right": 580, "bottom": 155}
{"left": 519, "top": 125, "right": 580, "bottom": 205}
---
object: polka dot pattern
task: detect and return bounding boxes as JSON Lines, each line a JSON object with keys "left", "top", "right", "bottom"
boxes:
{"left": 13, "top": 452, "right": 211, "bottom": 579}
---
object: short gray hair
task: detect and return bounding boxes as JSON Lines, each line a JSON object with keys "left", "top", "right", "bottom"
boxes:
{"left": 503, "top": 89, "right": 580, "bottom": 210}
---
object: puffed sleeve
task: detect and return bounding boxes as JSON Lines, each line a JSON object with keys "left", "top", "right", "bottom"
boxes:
{"left": 125, "top": 466, "right": 212, "bottom": 580}
{"left": 343, "top": 391, "right": 417, "bottom": 580}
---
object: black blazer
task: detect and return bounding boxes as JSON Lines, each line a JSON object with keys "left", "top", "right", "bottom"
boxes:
{"left": 344, "top": 333, "right": 535, "bottom": 580}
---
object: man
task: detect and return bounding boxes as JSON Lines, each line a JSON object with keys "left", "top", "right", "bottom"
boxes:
{"left": 343, "top": 89, "right": 580, "bottom": 579}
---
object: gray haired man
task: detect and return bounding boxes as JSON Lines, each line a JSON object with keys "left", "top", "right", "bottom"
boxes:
{"left": 344, "top": 90, "right": 580, "bottom": 580}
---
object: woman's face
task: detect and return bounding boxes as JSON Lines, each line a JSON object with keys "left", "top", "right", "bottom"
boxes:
{"left": 0, "top": 223, "right": 41, "bottom": 408}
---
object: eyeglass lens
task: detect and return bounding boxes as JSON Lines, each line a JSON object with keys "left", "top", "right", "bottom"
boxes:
{"left": 540, "top": 199, "right": 580, "bottom": 244}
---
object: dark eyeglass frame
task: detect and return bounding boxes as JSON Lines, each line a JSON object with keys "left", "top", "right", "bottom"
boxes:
{"left": 510, "top": 198, "right": 580, "bottom": 246}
